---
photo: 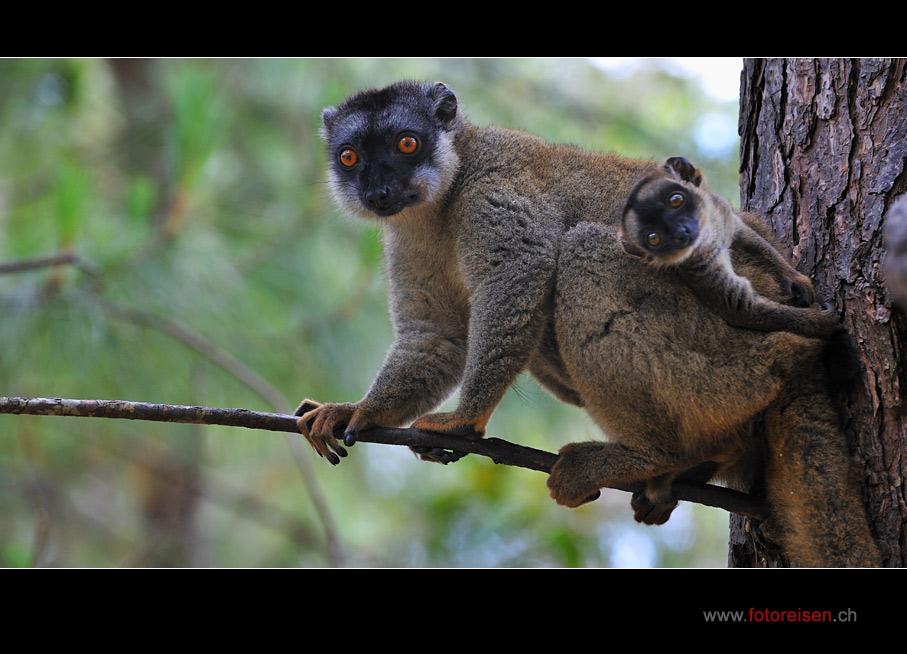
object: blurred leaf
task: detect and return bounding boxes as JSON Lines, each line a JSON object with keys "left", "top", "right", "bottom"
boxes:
{"left": 125, "top": 174, "right": 157, "bottom": 225}
{"left": 52, "top": 158, "right": 89, "bottom": 247}
{"left": 169, "top": 66, "right": 227, "bottom": 192}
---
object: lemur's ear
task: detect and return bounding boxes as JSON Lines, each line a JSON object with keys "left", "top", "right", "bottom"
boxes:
{"left": 427, "top": 82, "right": 459, "bottom": 128}
{"left": 664, "top": 156, "right": 703, "bottom": 187}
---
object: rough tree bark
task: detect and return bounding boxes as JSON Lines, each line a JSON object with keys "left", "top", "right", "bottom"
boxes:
{"left": 730, "top": 58, "right": 907, "bottom": 567}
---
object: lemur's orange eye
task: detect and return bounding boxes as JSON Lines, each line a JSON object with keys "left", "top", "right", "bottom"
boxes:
{"left": 397, "top": 135, "right": 418, "bottom": 154}
{"left": 647, "top": 232, "right": 661, "bottom": 247}
{"left": 339, "top": 148, "right": 358, "bottom": 167}
{"left": 668, "top": 192, "right": 684, "bottom": 208}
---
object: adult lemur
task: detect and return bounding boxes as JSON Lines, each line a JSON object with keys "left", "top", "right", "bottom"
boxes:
{"left": 297, "top": 81, "right": 879, "bottom": 566}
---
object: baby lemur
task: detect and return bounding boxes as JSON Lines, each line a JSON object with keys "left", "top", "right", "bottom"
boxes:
{"left": 297, "top": 81, "right": 879, "bottom": 566}
{"left": 621, "top": 156, "right": 841, "bottom": 338}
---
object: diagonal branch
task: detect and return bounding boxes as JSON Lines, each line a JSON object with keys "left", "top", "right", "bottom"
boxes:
{"left": 0, "top": 396, "right": 768, "bottom": 520}
{"left": 0, "top": 251, "right": 100, "bottom": 276}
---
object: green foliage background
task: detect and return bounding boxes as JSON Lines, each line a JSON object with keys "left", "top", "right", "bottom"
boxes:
{"left": 0, "top": 58, "right": 741, "bottom": 567}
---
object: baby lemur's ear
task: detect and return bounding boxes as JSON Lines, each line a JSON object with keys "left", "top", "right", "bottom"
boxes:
{"left": 427, "top": 82, "right": 459, "bottom": 129}
{"left": 664, "top": 156, "right": 703, "bottom": 187}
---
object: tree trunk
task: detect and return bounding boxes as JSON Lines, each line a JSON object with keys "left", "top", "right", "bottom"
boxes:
{"left": 730, "top": 58, "right": 907, "bottom": 567}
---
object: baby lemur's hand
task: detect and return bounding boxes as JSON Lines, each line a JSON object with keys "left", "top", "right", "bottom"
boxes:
{"left": 811, "top": 304, "right": 845, "bottom": 337}
{"left": 781, "top": 272, "right": 816, "bottom": 308}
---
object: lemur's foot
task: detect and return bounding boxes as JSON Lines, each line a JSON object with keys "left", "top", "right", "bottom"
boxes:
{"left": 409, "top": 410, "right": 487, "bottom": 464}
{"left": 547, "top": 442, "right": 608, "bottom": 508}
{"left": 408, "top": 446, "right": 470, "bottom": 465}
{"left": 630, "top": 493, "right": 678, "bottom": 525}
{"left": 411, "top": 410, "right": 488, "bottom": 436}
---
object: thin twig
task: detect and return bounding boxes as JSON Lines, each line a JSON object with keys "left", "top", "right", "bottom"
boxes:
{"left": 0, "top": 251, "right": 100, "bottom": 276}
{"left": 0, "top": 396, "right": 768, "bottom": 520}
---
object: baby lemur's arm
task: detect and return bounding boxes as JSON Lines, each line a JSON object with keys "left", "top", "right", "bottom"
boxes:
{"left": 733, "top": 213, "right": 817, "bottom": 308}
{"left": 621, "top": 157, "right": 840, "bottom": 338}
{"left": 680, "top": 221, "right": 840, "bottom": 337}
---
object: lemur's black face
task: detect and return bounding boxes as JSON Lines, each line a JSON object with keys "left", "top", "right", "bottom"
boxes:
{"left": 622, "top": 176, "right": 701, "bottom": 261}
{"left": 321, "top": 82, "right": 460, "bottom": 219}
{"left": 328, "top": 117, "right": 436, "bottom": 217}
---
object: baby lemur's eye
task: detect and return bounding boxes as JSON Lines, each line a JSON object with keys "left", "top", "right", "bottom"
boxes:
{"left": 646, "top": 232, "right": 661, "bottom": 247}
{"left": 397, "top": 135, "right": 419, "bottom": 154}
{"left": 339, "top": 148, "right": 358, "bottom": 168}
{"left": 667, "top": 192, "right": 684, "bottom": 208}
